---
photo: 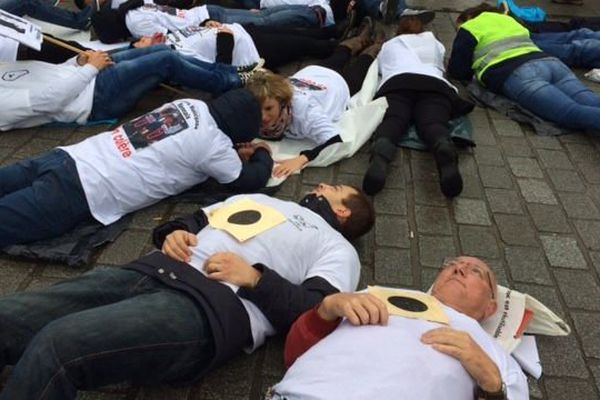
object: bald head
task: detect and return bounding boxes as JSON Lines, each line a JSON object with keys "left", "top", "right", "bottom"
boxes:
{"left": 431, "top": 256, "right": 497, "bottom": 321}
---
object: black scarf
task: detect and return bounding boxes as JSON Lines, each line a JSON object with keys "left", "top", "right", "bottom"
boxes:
{"left": 298, "top": 194, "right": 342, "bottom": 233}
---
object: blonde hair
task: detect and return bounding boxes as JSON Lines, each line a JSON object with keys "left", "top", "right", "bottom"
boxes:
{"left": 245, "top": 70, "right": 294, "bottom": 105}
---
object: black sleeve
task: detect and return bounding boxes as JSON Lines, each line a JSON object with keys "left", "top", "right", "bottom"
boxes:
{"left": 225, "top": 147, "right": 273, "bottom": 191}
{"left": 447, "top": 28, "right": 478, "bottom": 82}
{"left": 299, "top": 134, "right": 342, "bottom": 162}
{"left": 237, "top": 264, "right": 340, "bottom": 334}
{"left": 152, "top": 209, "right": 209, "bottom": 248}
{"left": 216, "top": 31, "right": 234, "bottom": 65}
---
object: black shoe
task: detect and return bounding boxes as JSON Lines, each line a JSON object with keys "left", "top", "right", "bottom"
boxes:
{"left": 237, "top": 58, "right": 265, "bottom": 84}
{"left": 434, "top": 139, "right": 462, "bottom": 198}
{"left": 363, "top": 154, "right": 389, "bottom": 195}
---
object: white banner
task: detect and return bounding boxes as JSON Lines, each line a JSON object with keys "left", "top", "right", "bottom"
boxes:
{"left": 0, "top": 10, "right": 42, "bottom": 51}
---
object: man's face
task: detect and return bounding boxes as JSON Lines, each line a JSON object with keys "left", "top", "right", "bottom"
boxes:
{"left": 311, "top": 183, "right": 357, "bottom": 219}
{"left": 431, "top": 256, "right": 497, "bottom": 321}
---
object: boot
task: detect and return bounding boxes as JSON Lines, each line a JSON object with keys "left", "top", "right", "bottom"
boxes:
{"left": 339, "top": 16, "right": 373, "bottom": 55}
{"left": 433, "top": 138, "right": 463, "bottom": 198}
{"left": 238, "top": 58, "right": 265, "bottom": 85}
{"left": 359, "top": 26, "right": 386, "bottom": 59}
{"left": 362, "top": 138, "right": 396, "bottom": 195}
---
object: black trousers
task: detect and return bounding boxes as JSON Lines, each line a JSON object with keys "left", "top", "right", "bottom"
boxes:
{"left": 317, "top": 46, "right": 373, "bottom": 96}
{"left": 373, "top": 89, "right": 452, "bottom": 149}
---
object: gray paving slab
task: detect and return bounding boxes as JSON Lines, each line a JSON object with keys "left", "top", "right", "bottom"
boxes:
{"left": 1, "top": 2, "right": 600, "bottom": 399}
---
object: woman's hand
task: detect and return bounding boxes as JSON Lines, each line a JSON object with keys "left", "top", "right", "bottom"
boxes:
{"left": 273, "top": 155, "right": 308, "bottom": 178}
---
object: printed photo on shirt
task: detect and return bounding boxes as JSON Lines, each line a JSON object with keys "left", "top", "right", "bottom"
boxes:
{"left": 289, "top": 77, "right": 326, "bottom": 92}
{"left": 177, "top": 25, "right": 209, "bottom": 38}
{"left": 122, "top": 103, "right": 189, "bottom": 150}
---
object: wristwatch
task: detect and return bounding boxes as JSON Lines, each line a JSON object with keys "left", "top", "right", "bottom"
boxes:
{"left": 476, "top": 382, "right": 507, "bottom": 400}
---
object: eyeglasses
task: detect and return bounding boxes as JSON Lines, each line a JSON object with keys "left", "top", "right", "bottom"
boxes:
{"left": 441, "top": 257, "right": 496, "bottom": 300}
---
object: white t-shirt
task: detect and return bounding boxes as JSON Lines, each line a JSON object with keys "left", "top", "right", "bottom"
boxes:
{"left": 377, "top": 32, "right": 458, "bottom": 92}
{"left": 260, "top": 0, "right": 334, "bottom": 26}
{"left": 0, "top": 37, "right": 19, "bottom": 62}
{"left": 0, "top": 59, "right": 97, "bottom": 131}
{"left": 167, "top": 23, "right": 259, "bottom": 66}
{"left": 273, "top": 292, "right": 529, "bottom": 400}
{"left": 61, "top": 99, "right": 242, "bottom": 225}
{"left": 126, "top": 3, "right": 210, "bottom": 38}
{"left": 190, "top": 193, "right": 361, "bottom": 350}
{"left": 285, "top": 65, "right": 349, "bottom": 144}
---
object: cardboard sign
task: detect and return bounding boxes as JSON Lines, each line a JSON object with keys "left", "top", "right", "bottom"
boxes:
{"left": 368, "top": 286, "right": 449, "bottom": 325}
{"left": 208, "top": 198, "right": 287, "bottom": 242}
{"left": 0, "top": 10, "right": 42, "bottom": 51}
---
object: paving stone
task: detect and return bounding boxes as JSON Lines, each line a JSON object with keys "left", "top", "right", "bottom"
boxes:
{"left": 135, "top": 386, "right": 190, "bottom": 400}
{"left": 336, "top": 173, "right": 363, "bottom": 189}
{"left": 544, "top": 378, "right": 597, "bottom": 400}
{"left": 415, "top": 206, "right": 452, "bottom": 235}
{"left": 410, "top": 157, "right": 438, "bottom": 181}
{"left": 528, "top": 376, "right": 543, "bottom": 399}
{"left": 499, "top": 137, "right": 533, "bottom": 157}
{"left": 374, "top": 248, "right": 412, "bottom": 286}
{"left": 130, "top": 202, "right": 170, "bottom": 230}
{"left": 540, "top": 235, "right": 587, "bottom": 269}
{"left": 485, "top": 188, "right": 524, "bottom": 214}
{"left": 355, "top": 230, "right": 374, "bottom": 266}
{"left": 458, "top": 225, "right": 500, "bottom": 258}
{"left": 553, "top": 269, "right": 600, "bottom": 311}
{"left": 0, "top": 129, "right": 34, "bottom": 148}
{"left": 507, "top": 157, "right": 544, "bottom": 179}
{"left": 591, "top": 364, "right": 600, "bottom": 394}
{"left": 494, "top": 214, "right": 538, "bottom": 246}
{"left": 473, "top": 145, "right": 504, "bottom": 166}
{"left": 414, "top": 179, "right": 448, "bottom": 206}
{"left": 458, "top": 173, "right": 485, "bottom": 199}
{"left": 578, "top": 162, "right": 600, "bottom": 185}
{"left": 374, "top": 189, "right": 407, "bottom": 215}
{"left": 481, "top": 258, "right": 510, "bottom": 287}
{"left": 505, "top": 246, "right": 552, "bottom": 285}
{"left": 190, "top": 353, "right": 256, "bottom": 399}
{"left": 14, "top": 138, "right": 61, "bottom": 159}
{"left": 0, "top": 271, "right": 30, "bottom": 296}
{"left": 276, "top": 174, "right": 301, "bottom": 197}
{"left": 565, "top": 143, "right": 600, "bottom": 164}
{"left": 479, "top": 165, "right": 513, "bottom": 189}
{"left": 527, "top": 204, "right": 571, "bottom": 233}
{"left": 375, "top": 216, "right": 410, "bottom": 248}
{"left": 453, "top": 198, "right": 491, "bottom": 225}
{"left": 471, "top": 123, "right": 497, "bottom": 146}
{"left": 301, "top": 167, "right": 334, "bottom": 185}
{"left": 572, "top": 312, "right": 600, "bottom": 359}
{"left": 574, "top": 220, "right": 600, "bottom": 250}
{"left": 339, "top": 152, "right": 369, "bottom": 174}
{"left": 420, "top": 267, "right": 440, "bottom": 292}
{"left": 517, "top": 179, "right": 558, "bottom": 205}
{"left": 548, "top": 169, "right": 586, "bottom": 192}
{"left": 458, "top": 154, "right": 477, "bottom": 176}
{"left": 96, "top": 230, "right": 151, "bottom": 266}
{"left": 418, "top": 235, "right": 457, "bottom": 268}
{"left": 528, "top": 135, "right": 563, "bottom": 150}
{"left": 492, "top": 118, "right": 523, "bottom": 137}
{"left": 558, "top": 192, "right": 600, "bottom": 220}
{"left": 537, "top": 335, "right": 589, "bottom": 379}
{"left": 536, "top": 149, "right": 575, "bottom": 170}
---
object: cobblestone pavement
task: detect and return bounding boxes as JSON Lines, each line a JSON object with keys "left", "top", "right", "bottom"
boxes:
{"left": 2, "top": 0, "right": 600, "bottom": 399}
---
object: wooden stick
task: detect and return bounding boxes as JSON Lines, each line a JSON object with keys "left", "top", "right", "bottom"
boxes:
{"left": 42, "top": 34, "right": 192, "bottom": 97}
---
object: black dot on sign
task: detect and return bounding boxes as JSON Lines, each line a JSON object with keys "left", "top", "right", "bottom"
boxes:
{"left": 227, "top": 210, "right": 262, "bottom": 225}
{"left": 387, "top": 296, "right": 428, "bottom": 312}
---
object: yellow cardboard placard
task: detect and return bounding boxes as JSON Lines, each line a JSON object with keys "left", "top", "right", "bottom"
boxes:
{"left": 207, "top": 198, "right": 287, "bottom": 242}
{"left": 368, "top": 286, "right": 449, "bottom": 325}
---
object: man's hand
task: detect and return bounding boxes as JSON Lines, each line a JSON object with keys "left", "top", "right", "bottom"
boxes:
{"left": 204, "top": 20, "right": 223, "bottom": 28}
{"left": 217, "top": 25, "right": 233, "bottom": 35}
{"left": 236, "top": 142, "right": 272, "bottom": 161}
{"left": 421, "top": 327, "right": 503, "bottom": 393}
{"left": 204, "top": 252, "right": 261, "bottom": 288}
{"left": 162, "top": 230, "right": 198, "bottom": 262}
{"left": 134, "top": 33, "right": 166, "bottom": 48}
{"left": 273, "top": 155, "right": 308, "bottom": 178}
{"left": 318, "top": 293, "right": 389, "bottom": 326}
{"left": 83, "top": 51, "right": 114, "bottom": 70}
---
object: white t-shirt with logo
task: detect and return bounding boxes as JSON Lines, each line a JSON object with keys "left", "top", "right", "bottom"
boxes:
{"left": 377, "top": 32, "right": 458, "bottom": 92}
{"left": 0, "top": 36, "right": 19, "bottom": 62}
{"left": 167, "top": 23, "right": 259, "bottom": 67}
{"left": 190, "top": 193, "right": 361, "bottom": 350}
{"left": 61, "top": 99, "right": 241, "bottom": 225}
{"left": 126, "top": 3, "right": 210, "bottom": 38}
{"left": 273, "top": 292, "right": 528, "bottom": 399}
{"left": 260, "top": 0, "right": 334, "bottom": 26}
{"left": 0, "top": 59, "right": 97, "bottom": 131}
{"left": 285, "top": 65, "right": 349, "bottom": 145}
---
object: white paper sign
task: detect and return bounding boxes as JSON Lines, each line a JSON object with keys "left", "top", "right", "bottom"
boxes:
{"left": 0, "top": 10, "right": 42, "bottom": 51}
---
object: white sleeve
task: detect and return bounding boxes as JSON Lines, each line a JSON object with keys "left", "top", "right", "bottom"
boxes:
{"left": 307, "top": 238, "right": 360, "bottom": 292}
{"left": 291, "top": 97, "right": 339, "bottom": 144}
{"left": 126, "top": 11, "right": 169, "bottom": 38}
{"left": 202, "top": 139, "right": 243, "bottom": 184}
{"left": 30, "top": 64, "right": 98, "bottom": 115}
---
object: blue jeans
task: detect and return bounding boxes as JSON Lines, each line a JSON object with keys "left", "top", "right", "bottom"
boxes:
{"left": 207, "top": 4, "right": 320, "bottom": 27}
{"left": 0, "top": 268, "right": 214, "bottom": 400}
{"left": 502, "top": 57, "right": 600, "bottom": 132}
{"left": 532, "top": 28, "right": 600, "bottom": 68}
{"left": 0, "top": 149, "right": 93, "bottom": 247}
{"left": 90, "top": 45, "right": 241, "bottom": 120}
{"left": 0, "top": 0, "right": 92, "bottom": 30}
{"left": 360, "top": 0, "right": 406, "bottom": 18}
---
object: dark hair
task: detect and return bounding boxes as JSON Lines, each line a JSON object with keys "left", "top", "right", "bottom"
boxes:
{"left": 396, "top": 16, "right": 424, "bottom": 35}
{"left": 91, "top": 0, "right": 143, "bottom": 43}
{"left": 339, "top": 186, "right": 375, "bottom": 241}
{"left": 456, "top": 2, "right": 501, "bottom": 25}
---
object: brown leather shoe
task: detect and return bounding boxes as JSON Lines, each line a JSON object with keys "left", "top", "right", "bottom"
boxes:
{"left": 360, "top": 26, "right": 386, "bottom": 58}
{"left": 339, "top": 16, "right": 374, "bottom": 55}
